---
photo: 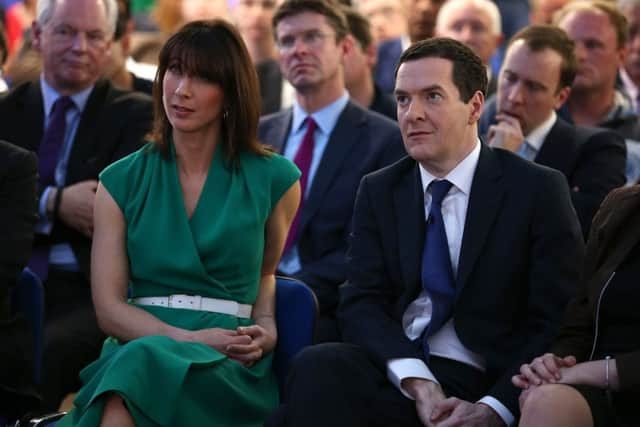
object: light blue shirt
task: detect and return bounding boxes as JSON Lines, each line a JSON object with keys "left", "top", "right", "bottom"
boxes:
{"left": 278, "top": 92, "right": 350, "bottom": 275}
{"left": 36, "top": 76, "right": 93, "bottom": 270}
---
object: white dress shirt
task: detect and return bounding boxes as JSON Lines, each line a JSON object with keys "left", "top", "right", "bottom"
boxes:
{"left": 386, "top": 140, "right": 515, "bottom": 426}
{"left": 518, "top": 111, "right": 557, "bottom": 161}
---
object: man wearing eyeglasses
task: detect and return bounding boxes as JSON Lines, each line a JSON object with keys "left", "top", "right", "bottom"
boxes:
{"left": 0, "top": 0, "right": 152, "bottom": 412}
{"left": 259, "top": 0, "right": 404, "bottom": 343}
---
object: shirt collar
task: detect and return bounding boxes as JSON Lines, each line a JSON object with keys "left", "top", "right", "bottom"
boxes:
{"left": 419, "top": 139, "right": 481, "bottom": 198}
{"left": 291, "top": 91, "right": 349, "bottom": 135}
{"left": 40, "top": 75, "right": 94, "bottom": 117}
{"left": 619, "top": 67, "right": 639, "bottom": 104}
{"left": 525, "top": 111, "right": 557, "bottom": 152}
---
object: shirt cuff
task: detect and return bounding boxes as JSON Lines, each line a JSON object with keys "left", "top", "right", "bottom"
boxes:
{"left": 36, "top": 186, "right": 53, "bottom": 234}
{"left": 477, "top": 396, "right": 515, "bottom": 426}
{"left": 387, "top": 358, "right": 438, "bottom": 399}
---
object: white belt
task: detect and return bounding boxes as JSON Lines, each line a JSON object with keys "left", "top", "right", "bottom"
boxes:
{"left": 133, "top": 294, "right": 253, "bottom": 319}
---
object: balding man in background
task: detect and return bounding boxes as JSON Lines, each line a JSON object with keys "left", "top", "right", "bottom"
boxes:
{"left": 435, "top": 0, "right": 503, "bottom": 96}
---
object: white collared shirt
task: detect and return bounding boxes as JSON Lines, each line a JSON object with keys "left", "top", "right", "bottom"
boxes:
{"left": 523, "top": 111, "right": 557, "bottom": 157}
{"left": 387, "top": 140, "right": 514, "bottom": 426}
{"left": 278, "top": 91, "right": 350, "bottom": 275}
{"left": 620, "top": 67, "right": 639, "bottom": 112}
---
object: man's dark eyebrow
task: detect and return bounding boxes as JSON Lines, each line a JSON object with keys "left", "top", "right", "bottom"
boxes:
{"left": 394, "top": 84, "right": 446, "bottom": 96}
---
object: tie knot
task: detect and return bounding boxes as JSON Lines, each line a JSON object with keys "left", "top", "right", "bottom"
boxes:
{"left": 305, "top": 116, "right": 317, "bottom": 133}
{"left": 52, "top": 96, "right": 74, "bottom": 115}
{"left": 429, "top": 180, "right": 452, "bottom": 206}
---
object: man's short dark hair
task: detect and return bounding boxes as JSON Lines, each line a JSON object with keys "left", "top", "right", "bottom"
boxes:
{"left": 508, "top": 25, "right": 577, "bottom": 90}
{"left": 114, "top": 0, "right": 131, "bottom": 41}
{"left": 395, "top": 37, "right": 487, "bottom": 102}
{"left": 342, "top": 6, "right": 372, "bottom": 50}
{"left": 273, "top": 0, "right": 349, "bottom": 41}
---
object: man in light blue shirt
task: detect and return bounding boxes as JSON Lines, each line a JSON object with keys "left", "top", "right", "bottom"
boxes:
{"left": 259, "top": 0, "right": 404, "bottom": 342}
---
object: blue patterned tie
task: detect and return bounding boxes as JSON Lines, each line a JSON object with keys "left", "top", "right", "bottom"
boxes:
{"left": 38, "top": 96, "right": 74, "bottom": 187}
{"left": 29, "top": 96, "right": 74, "bottom": 281}
{"left": 421, "top": 179, "right": 455, "bottom": 358}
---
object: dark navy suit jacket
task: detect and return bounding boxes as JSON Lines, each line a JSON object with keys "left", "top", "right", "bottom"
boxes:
{"left": 479, "top": 95, "right": 626, "bottom": 238}
{"left": 259, "top": 101, "right": 405, "bottom": 312}
{"left": 340, "top": 145, "right": 585, "bottom": 415}
{"left": 374, "top": 37, "right": 402, "bottom": 95}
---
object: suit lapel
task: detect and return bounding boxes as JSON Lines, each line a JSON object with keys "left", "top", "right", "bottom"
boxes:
{"left": 394, "top": 161, "right": 426, "bottom": 292}
{"left": 534, "top": 118, "right": 576, "bottom": 176}
{"left": 299, "top": 102, "right": 363, "bottom": 232}
{"left": 456, "top": 144, "right": 505, "bottom": 294}
{"left": 264, "top": 109, "right": 293, "bottom": 153}
{"left": 22, "top": 82, "right": 45, "bottom": 151}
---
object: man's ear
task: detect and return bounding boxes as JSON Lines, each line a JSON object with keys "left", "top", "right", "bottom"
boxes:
{"left": 120, "top": 19, "right": 135, "bottom": 56}
{"left": 365, "top": 42, "right": 377, "bottom": 70}
{"left": 32, "top": 21, "right": 43, "bottom": 52}
{"left": 618, "top": 44, "right": 629, "bottom": 67}
{"left": 468, "top": 90, "right": 485, "bottom": 124}
{"left": 340, "top": 34, "right": 355, "bottom": 62}
{"left": 554, "top": 85, "right": 571, "bottom": 110}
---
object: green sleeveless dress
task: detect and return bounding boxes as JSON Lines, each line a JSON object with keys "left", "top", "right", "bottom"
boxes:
{"left": 56, "top": 142, "right": 300, "bottom": 427}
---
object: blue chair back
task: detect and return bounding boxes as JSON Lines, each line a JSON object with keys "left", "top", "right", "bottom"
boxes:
{"left": 273, "top": 276, "right": 317, "bottom": 394}
{"left": 11, "top": 268, "right": 44, "bottom": 384}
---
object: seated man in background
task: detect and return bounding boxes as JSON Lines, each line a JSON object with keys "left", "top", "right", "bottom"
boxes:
{"left": 555, "top": 0, "right": 640, "bottom": 184}
{"left": 0, "top": 0, "right": 153, "bottom": 412}
{"left": 0, "top": 140, "right": 38, "bottom": 419}
{"left": 374, "top": 0, "right": 448, "bottom": 94}
{"left": 260, "top": 0, "right": 404, "bottom": 342}
{"left": 480, "top": 25, "right": 626, "bottom": 238}
{"left": 342, "top": 5, "right": 396, "bottom": 120}
{"left": 435, "top": 0, "right": 503, "bottom": 97}
{"left": 269, "top": 37, "right": 585, "bottom": 427}
{"left": 103, "top": 0, "right": 154, "bottom": 94}
{"left": 354, "top": 0, "right": 407, "bottom": 44}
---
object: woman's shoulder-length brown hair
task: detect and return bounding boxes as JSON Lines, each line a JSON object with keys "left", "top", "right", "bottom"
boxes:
{"left": 148, "top": 19, "right": 270, "bottom": 165}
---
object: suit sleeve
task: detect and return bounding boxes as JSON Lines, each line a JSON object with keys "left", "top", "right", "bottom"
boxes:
{"left": 338, "top": 175, "right": 423, "bottom": 368}
{"left": 569, "top": 130, "right": 626, "bottom": 238}
{"left": 0, "top": 146, "right": 37, "bottom": 289}
{"left": 488, "top": 168, "right": 585, "bottom": 413}
{"left": 110, "top": 94, "right": 153, "bottom": 160}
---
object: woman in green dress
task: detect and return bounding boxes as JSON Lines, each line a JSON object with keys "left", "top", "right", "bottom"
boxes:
{"left": 57, "top": 19, "right": 301, "bottom": 427}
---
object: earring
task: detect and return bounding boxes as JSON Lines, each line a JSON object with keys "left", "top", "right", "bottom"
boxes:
{"left": 223, "top": 110, "right": 229, "bottom": 120}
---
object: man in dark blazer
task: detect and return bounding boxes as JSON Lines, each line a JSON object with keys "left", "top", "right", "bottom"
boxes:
{"left": 0, "top": 0, "right": 152, "bottom": 412}
{"left": 269, "top": 38, "right": 584, "bottom": 427}
{"left": 0, "top": 141, "right": 39, "bottom": 418}
{"left": 480, "top": 25, "right": 626, "bottom": 238}
{"left": 374, "top": 36, "right": 403, "bottom": 95}
{"left": 261, "top": 0, "right": 404, "bottom": 342}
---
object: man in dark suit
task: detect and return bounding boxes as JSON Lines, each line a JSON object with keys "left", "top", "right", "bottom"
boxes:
{"left": 0, "top": 141, "right": 39, "bottom": 418}
{"left": 270, "top": 38, "right": 584, "bottom": 427}
{"left": 343, "top": 5, "right": 397, "bottom": 121}
{"left": 0, "top": 0, "right": 152, "bottom": 411}
{"left": 480, "top": 25, "right": 626, "bottom": 238}
{"left": 260, "top": 0, "right": 404, "bottom": 342}
{"left": 434, "top": 0, "right": 503, "bottom": 98}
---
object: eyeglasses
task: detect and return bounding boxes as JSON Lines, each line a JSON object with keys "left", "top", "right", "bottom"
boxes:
{"left": 50, "top": 24, "right": 108, "bottom": 48}
{"left": 276, "top": 30, "right": 332, "bottom": 52}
